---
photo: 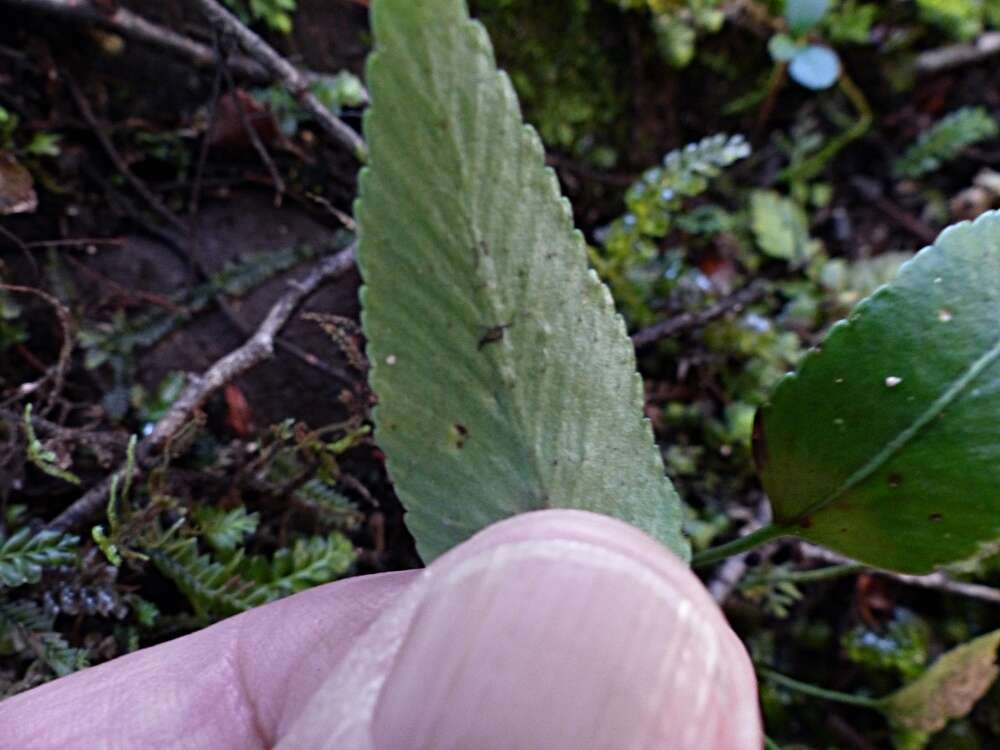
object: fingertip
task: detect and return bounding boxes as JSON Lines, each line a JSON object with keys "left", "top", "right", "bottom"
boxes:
{"left": 370, "top": 510, "right": 760, "bottom": 749}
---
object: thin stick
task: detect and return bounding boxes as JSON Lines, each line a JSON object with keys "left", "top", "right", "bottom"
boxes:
{"left": 4, "top": 0, "right": 273, "bottom": 81}
{"left": 799, "top": 543, "right": 1000, "bottom": 606}
{"left": 916, "top": 32, "right": 1000, "bottom": 75}
{"left": 64, "top": 72, "right": 188, "bottom": 235}
{"left": 217, "top": 42, "right": 285, "bottom": 205}
{"left": 707, "top": 495, "right": 773, "bottom": 604}
{"left": 47, "top": 244, "right": 356, "bottom": 532}
{"left": 0, "top": 284, "right": 74, "bottom": 415}
{"left": 631, "top": 280, "right": 768, "bottom": 348}
{"left": 189, "top": 0, "right": 368, "bottom": 161}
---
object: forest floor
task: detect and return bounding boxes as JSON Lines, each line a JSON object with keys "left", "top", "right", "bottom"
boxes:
{"left": 3, "top": 1, "right": 1000, "bottom": 747}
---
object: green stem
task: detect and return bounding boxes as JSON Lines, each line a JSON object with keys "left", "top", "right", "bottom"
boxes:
{"left": 740, "top": 562, "right": 865, "bottom": 590}
{"left": 691, "top": 524, "right": 785, "bottom": 567}
{"left": 780, "top": 71, "right": 873, "bottom": 184}
{"left": 763, "top": 735, "right": 783, "bottom": 750}
{"left": 757, "top": 667, "right": 882, "bottom": 710}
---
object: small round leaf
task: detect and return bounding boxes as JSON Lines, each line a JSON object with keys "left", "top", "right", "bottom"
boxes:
{"left": 768, "top": 33, "right": 799, "bottom": 63}
{"left": 788, "top": 45, "right": 841, "bottom": 90}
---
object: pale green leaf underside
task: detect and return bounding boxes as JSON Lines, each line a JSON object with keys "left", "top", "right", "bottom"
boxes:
{"left": 357, "top": 0, "right": 687, "bottom": 562}
{"left": 756, "top": 211, "right": 1000, "bottom": 573}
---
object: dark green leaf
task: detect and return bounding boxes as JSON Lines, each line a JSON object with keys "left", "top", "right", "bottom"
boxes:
{"left": 0, "top": 528, "right": 78, "bottom": 588}
{"left": 357, "top": 0, "right": 688, "bottom": 562}
{"left": 755, "top": 211, "right": 1000, "bottom": 573}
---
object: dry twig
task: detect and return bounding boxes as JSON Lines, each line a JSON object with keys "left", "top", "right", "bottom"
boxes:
{"left": 632, "top": 280, "right": 768, "bottom": 348}
{"left": 916, "top": 32, "right": 1000, "bottom": 76}
{"left": 707, "top": 495, "right": 773, "bottom": 604}
{"left": 5, "top": 0, "right": 273, "bottom": 81}
{"left": 189, "top": 0, "right": 368, "bottom": 161}
{"left": 0, "top": 284, "right": 74, "bottom": 416}
{"left": 47, "top": 243, "right": 356, "bottom": 532}
{"left": 799, "top": 542, "right": 1000, "bottom": 606}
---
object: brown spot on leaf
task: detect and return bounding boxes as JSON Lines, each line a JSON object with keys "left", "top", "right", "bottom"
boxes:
{"left": 451, "top": 423, "right": 469, "bottom": 449}
{"left": 929, "top": 513, "right": 943, "bottom": 523}
{"left": 888, "top": 473, "right": 903, "bottom": 488}
{"left": 478, "top": 322, "right": 512, "bottom": 349}
{"left": 798, "top": 516, "right": 813, "bottom": 529}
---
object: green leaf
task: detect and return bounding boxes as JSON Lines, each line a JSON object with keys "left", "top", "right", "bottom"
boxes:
{"left": 150, "top": 533, "right": 353, "bottom": 618}
{"left": 0, "top": 528, "right": 78, "bottom": 588}
{"left": 194, "top": 506, "right": 260, "bottom": 553}
{"left": 785, "top": 0, "right": 830, "bottom": 34}
{"left": 788, "top": 44, "right": 841, "bottom": 90}
{"left": 357, "top": 0, "right": 688, "bottom": 562}
{"left": 768, "top": 33, "right": 800, "bottom": 62}
{"left": 881, "top": 629, "right": 1000, "bottom": 739}
{"left": 894, "top": 107, "right": 999, "bottom": 180}
{"left": 0, "top": 599, "right": 88, "bottom": 678}
{"left": 750, "top": 190, "right": 821, "bottom": 263}
{"left": 754, "top": 211, "right": 1000, "bottom": 573}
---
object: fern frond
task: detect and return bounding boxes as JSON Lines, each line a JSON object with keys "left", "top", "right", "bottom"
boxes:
{"left": 595, "top": 133, "right": 750, "bottom": 324}
{"left": 241, "top": 534, "right": 355, "bottom": 600}
{"left": 148, "top": 539, "right": 252, "bottom": 618}
{"left": 0, "top": 598, "right": 89, "bottom": 677}
{"left": 604, "top": 133, "right": 750, "bottom": 253}
{"left": 0, "top": 528, "right": 78, "bottom": 588}
{"left": 295, "top": 479, "right": 356, "bottom": 515}
{"left": 894, "top": 107, "right": 999, "bottom": 179}
{"left": 150, "top": 532, "right": 354, "bottom": 618}
{"left": 80, "top": 242, "right": 341, "bottom": 369}
{"left": 194, "top": 506, "right": 260, "bottom": 553}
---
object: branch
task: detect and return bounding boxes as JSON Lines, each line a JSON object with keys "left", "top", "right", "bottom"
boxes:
{"left": 916, "top": 32, "right": 1000, "bottom": 76}
{"left": 706, "top": 495, "right": 773, "bottom": 604}
{"left": 631, "top": 280, "right": 768, "bottom": 349}
{"left": 189, "top": 0, "right": 368, "bottom": 161}
{"left": 799, "top": 543, "right": 1000, "bottom": 606}
{"left": 4, "top": 0, "right": 272, "bottom": 81}
{"left": 47, "top": 243, "right": 356, "bottom": 532}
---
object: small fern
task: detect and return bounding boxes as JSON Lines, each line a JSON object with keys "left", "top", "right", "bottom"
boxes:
{"left": 0, "top": 528, "right": 78, "bottom": 588}
{"left": 150, "top": 532, "right": 354, "bottom": 618}
{"left": 594, "top": 133, "right": 750, "bottom": 323}
{"left": 0, "top": 598, "right": 89, "bottom": 678}
{"left": 194, "top": 506, "right": 260, "bottom": 554}
{"left": 148, "top": 538, "right": 252, "bottom": 618}
{"left": 80, "top": 243, "right": 336, "bottom": 371}
{"left": 241, "top": 534, "right": 355, "bottom": 599}
{"left": 894, "top": 107, "right": 999, "bottom": 179}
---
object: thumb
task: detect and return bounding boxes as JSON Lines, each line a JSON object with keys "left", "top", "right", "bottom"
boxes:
{"left": 279, "top": 509, "right": 761, "bottom": 750}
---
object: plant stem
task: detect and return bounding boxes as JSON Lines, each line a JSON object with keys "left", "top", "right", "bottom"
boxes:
{"left": 740, "top": 562, "right": 865, "bottom": 590}
{"left": 763, "top": 735, "right": 783, "bottom": 750}
{"left": 780, "top": 70, "right": 873, "bottom": 183}
{"left": 691, "top": 524, "right": 785, "bottom": 567}
{"left": 757, "top": 667, "right": 882, "bottom": 710}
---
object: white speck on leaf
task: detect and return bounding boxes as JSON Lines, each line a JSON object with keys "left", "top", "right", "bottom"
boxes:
{"left": 885, "top": 376, "right": 903, "bottom": 388}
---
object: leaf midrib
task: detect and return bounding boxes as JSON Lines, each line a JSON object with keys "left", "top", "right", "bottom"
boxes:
{"left": 787, "top": 335, "right": 1000, "bottom": 525}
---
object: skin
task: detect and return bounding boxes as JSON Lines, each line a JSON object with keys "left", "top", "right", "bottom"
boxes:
{"left": 0, "top": 510, "right": 762, "bottom": 749}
